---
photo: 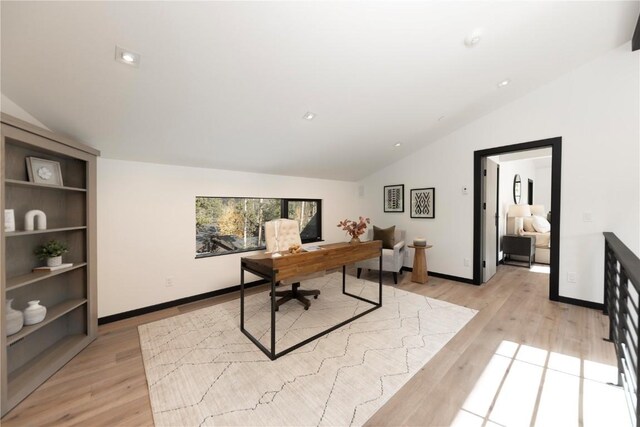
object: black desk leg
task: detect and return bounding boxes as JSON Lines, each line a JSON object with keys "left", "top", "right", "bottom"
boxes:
{"left": 342, "top": 265, "right": 346, "bottom": 293}
{"left": 379, "top": 254, "right": 383, "bottom": 306}
{"left": 240, "top": 267, "right": 245, "bottom": 330}
{"left": 270, "top": 277, "right": 276, "bottom": 359}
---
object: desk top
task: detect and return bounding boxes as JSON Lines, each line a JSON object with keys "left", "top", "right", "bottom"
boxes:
{"left": 241, "top": 241, "right": 382, "bottom": 282}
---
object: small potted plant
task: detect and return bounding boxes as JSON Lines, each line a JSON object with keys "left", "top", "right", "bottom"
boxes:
{"left": 34, "top": 240, "right": 69, "bottom": 267}
{"left": 337, "top": 216, "right": 370, "bottom": 244}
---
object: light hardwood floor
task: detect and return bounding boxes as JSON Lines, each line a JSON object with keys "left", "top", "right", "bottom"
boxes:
{"left": 1, "top": 265, "right": 616, "bottom": 426}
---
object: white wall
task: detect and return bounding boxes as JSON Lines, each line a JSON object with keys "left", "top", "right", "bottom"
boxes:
{"left": 358, "top": 42, "right": 639, "bottom": 304}
{"left": 535, "top": 163, "right": 552, "bottom": 211}
{"left": 97, "top": 158, "right": 359, "bottom": 317}
{"left": 1, "top": 93, "right": 49, "bottom": 129}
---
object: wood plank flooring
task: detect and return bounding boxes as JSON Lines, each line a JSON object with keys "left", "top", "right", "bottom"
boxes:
{"left": 1, "top": 265, "right": 616, "bottom": 426}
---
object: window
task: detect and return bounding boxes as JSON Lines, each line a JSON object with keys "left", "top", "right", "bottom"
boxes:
{"left": 196, "top": 197, "right": 322, "bottom": 258}
{"left": 284, "top": 199, "right": 322, "bottom": 242}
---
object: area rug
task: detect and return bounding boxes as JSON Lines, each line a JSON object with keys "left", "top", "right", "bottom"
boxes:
{"left": 138, "top": 272, "right": 477, "bottom": 426}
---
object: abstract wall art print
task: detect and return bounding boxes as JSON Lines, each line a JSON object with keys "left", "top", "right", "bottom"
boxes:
{"left": 410, "top": 187, "right": 435, "bottom": 218}
{"left": 384, "top": 184, "right": 404, "bottom": 213}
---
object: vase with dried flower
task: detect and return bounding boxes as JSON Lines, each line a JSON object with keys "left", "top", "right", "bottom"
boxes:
{"left": 337, "top": 216, "right": 370, "bottom": 244}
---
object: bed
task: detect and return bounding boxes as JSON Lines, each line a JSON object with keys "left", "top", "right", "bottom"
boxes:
{"left": 506, "top": 204, "right": 550, "bottom": 265}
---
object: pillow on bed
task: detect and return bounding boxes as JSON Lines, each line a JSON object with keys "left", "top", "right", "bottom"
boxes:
{"left": 523, "top": 217, "right": 535, "bottom": 232}
{"left": 532, "top": 215, "right": 551, "bottom": 233}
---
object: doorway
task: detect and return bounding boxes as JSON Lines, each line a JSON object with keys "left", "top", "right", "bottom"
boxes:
{"left": 528, "top": 179, "right": 534, "bottom": 205}
{"left": 473, "top": 137, "right": 562, "bottom": 301}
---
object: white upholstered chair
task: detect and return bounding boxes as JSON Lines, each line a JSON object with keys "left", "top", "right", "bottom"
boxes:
{"left": 355, "top": 228, "right": 406, "bottom": 284}
{"left": 264, "top": 219, "right": 322, "bottom": 310}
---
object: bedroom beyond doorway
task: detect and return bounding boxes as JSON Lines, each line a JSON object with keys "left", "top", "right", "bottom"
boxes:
{"left": 473, "top": 137, "right": 562, "bottom": 302}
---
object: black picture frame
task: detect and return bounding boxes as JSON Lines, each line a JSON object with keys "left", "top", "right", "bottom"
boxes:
{"left": 383, "top": 184, "right": 404, "bottom": 213}
{"left": 410, "top": 188, "right": 435, "bottom": 218}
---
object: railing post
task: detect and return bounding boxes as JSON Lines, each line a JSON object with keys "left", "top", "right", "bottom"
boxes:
{"left": 618, "top": 267, "right": 630, "bottom": 388}
{"left": 602, "top": 232, "right": 640, "bottom": 427}
{"left": 604, "top": 241, "right": 610, "bottom": 316}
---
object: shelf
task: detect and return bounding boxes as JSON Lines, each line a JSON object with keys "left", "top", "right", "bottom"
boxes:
{"left": 6, "top": 226, "right": 87, "bottom": 237}
{"left": 6, "top": 299, "right": 87, "bottom": 346}
{"left": 2, "top": 114, "right": 96, "bottom": 417}
{"left": 6, "top": 262, "right": 87, "bottom": 291}
{"left": 5, "top": 179, "right": 86, "bottom": 192}
{"left": 7, "top": 334, "right": 91, "bottom": 406}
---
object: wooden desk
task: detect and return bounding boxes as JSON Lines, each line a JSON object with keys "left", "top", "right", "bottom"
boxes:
{"left": 240, "top": 241, "right": 382, "bottom": 360}
{"left": 408, "top": 244, "right": 433, "bottom": 284}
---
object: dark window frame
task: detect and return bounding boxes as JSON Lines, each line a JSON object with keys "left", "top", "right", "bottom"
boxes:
{"left": 282, "top": 198, "right": 323, "bottom": 245}
{"left": 195, "top": 196, "right": 322, "bottom": 259}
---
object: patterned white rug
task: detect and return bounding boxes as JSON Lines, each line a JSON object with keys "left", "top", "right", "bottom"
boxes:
{"left": 138, "top": 272, "right": 476, "bottom": 426}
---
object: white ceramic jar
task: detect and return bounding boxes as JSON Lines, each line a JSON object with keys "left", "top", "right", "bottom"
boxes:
{"left": 6, "top": 299, "right": 24, "bottom": 335}
{"left": 23, "top": 300, "right": 47, "bottom": 325}
{"left": 46, "top": 256, "right": 62, "bottom": 267}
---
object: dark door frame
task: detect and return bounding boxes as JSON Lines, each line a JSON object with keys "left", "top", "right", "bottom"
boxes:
{"left": 528, "top": 179, "right": 534, "bottom": 205}
{"left": 473, "top": 137, "right": 562, "bottom": 301}
{"left": 496, "top": 164, "right": 500, "bottom": 266}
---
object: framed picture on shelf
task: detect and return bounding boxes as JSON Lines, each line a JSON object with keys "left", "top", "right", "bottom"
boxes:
{"left": 383, "top": 184, "right": 404, "bottom": 213}
{"left": 410, "top": 187, "right": 435, "bottom": 218}
{"left": 26, "top": 157, "right": 63, "bottom": 186}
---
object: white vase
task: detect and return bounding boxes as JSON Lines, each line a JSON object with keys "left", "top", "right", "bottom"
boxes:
{"left": 47, "top": 256, "right": 62, "bottom": 267}
{"left": 23, "top": 300, "right": 47, "bottom": 325}
{"left": 6, "top": 299, "right": 24, "bottom": 336}
{"left": 24, "top": 209, "right": 47, "bottom": 231}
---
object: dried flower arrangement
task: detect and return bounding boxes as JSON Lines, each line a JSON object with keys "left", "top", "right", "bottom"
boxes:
{"left": 337, "top": 216, "right": 371, "bottom": 241}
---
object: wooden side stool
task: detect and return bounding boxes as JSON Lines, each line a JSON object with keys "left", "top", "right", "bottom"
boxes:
{"left": 408, "top": 244, "right": 433, "bottom": 284}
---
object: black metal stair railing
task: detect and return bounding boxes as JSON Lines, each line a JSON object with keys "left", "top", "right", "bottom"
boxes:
{"left": 603, "top": 232, "right": 640, "bottom": 427}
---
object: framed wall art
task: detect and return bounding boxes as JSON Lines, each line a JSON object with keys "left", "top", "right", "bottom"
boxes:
{"left": 410, "top": 187, "right": 435, "bottom": 218}
{"left": 26, "top": 157, "right": 63, "bottom": 186}
{"left": 383, "top": 184, "right": 404, "bottom": 213}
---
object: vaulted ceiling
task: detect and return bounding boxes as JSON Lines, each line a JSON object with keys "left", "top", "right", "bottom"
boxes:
{"left": 1, "top": 1, "right": 638, "bottom": 180}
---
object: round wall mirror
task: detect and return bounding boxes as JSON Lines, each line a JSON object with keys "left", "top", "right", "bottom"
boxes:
{"left": 513, "top": 174, "right": 522, "bottom": 203}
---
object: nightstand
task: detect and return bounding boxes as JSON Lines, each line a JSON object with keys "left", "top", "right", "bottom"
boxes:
{"left": 502, "top": 235, "right": 535, "bottom": 268}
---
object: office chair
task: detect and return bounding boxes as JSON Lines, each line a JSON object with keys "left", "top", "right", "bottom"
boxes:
{"left": 264, "top": 219, "right": 322, "bottom": 311}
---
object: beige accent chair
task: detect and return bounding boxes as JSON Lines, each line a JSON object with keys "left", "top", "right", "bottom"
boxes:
{"left": 264, "top": 219, "right": 322, "bottom": 311}
{"left": 355, "top": 228, "right": 406, "bottom": 284}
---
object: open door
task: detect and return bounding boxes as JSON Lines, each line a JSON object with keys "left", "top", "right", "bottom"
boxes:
{"left": 482, "top": 158, "right": 499, "bottom": 282}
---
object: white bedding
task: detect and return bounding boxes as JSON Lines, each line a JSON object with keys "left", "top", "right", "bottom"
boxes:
{"left": 521, "top": 231, "right": 550, "bottom": 248}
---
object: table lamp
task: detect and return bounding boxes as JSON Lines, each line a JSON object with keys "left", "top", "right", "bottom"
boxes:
{"left": 507, "top": 204, "right": 531, "bottom": 235}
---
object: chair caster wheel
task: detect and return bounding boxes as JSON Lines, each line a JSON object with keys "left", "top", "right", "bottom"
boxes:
{"left": 275, "top": 308, "right": 279, "bottom": 312}
{"left": 314, "top": 295, "right": 318, "bottom": 299}
{"left": 305, "top": 306, "right": 309, "bottom": 310}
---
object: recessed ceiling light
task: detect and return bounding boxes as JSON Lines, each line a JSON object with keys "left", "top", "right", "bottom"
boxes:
{"left": 497, "top": 79, "right": 511, "bottom": 88}
{"left": 121, "top": 53, "right": 135, "bottom": 63}
{"left": 302, "top": 112, "right": 316, "bottom": 121}
{"left": 394, "top": 142, "right": 402, "bottom": 147}
{"left": 115, "top": 46, "right": 140, "bottom": 67}
{"left": 464, "top": 30, "right": 483, "bottom": 47}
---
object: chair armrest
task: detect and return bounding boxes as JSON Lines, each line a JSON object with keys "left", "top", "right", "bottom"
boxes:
{"left": 393, "top": 240, "right": 405, "bottom": 254}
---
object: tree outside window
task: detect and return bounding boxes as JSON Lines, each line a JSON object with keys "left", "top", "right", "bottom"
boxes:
{"left": 196, "top": 197, "right": 321, "bottom": 257}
